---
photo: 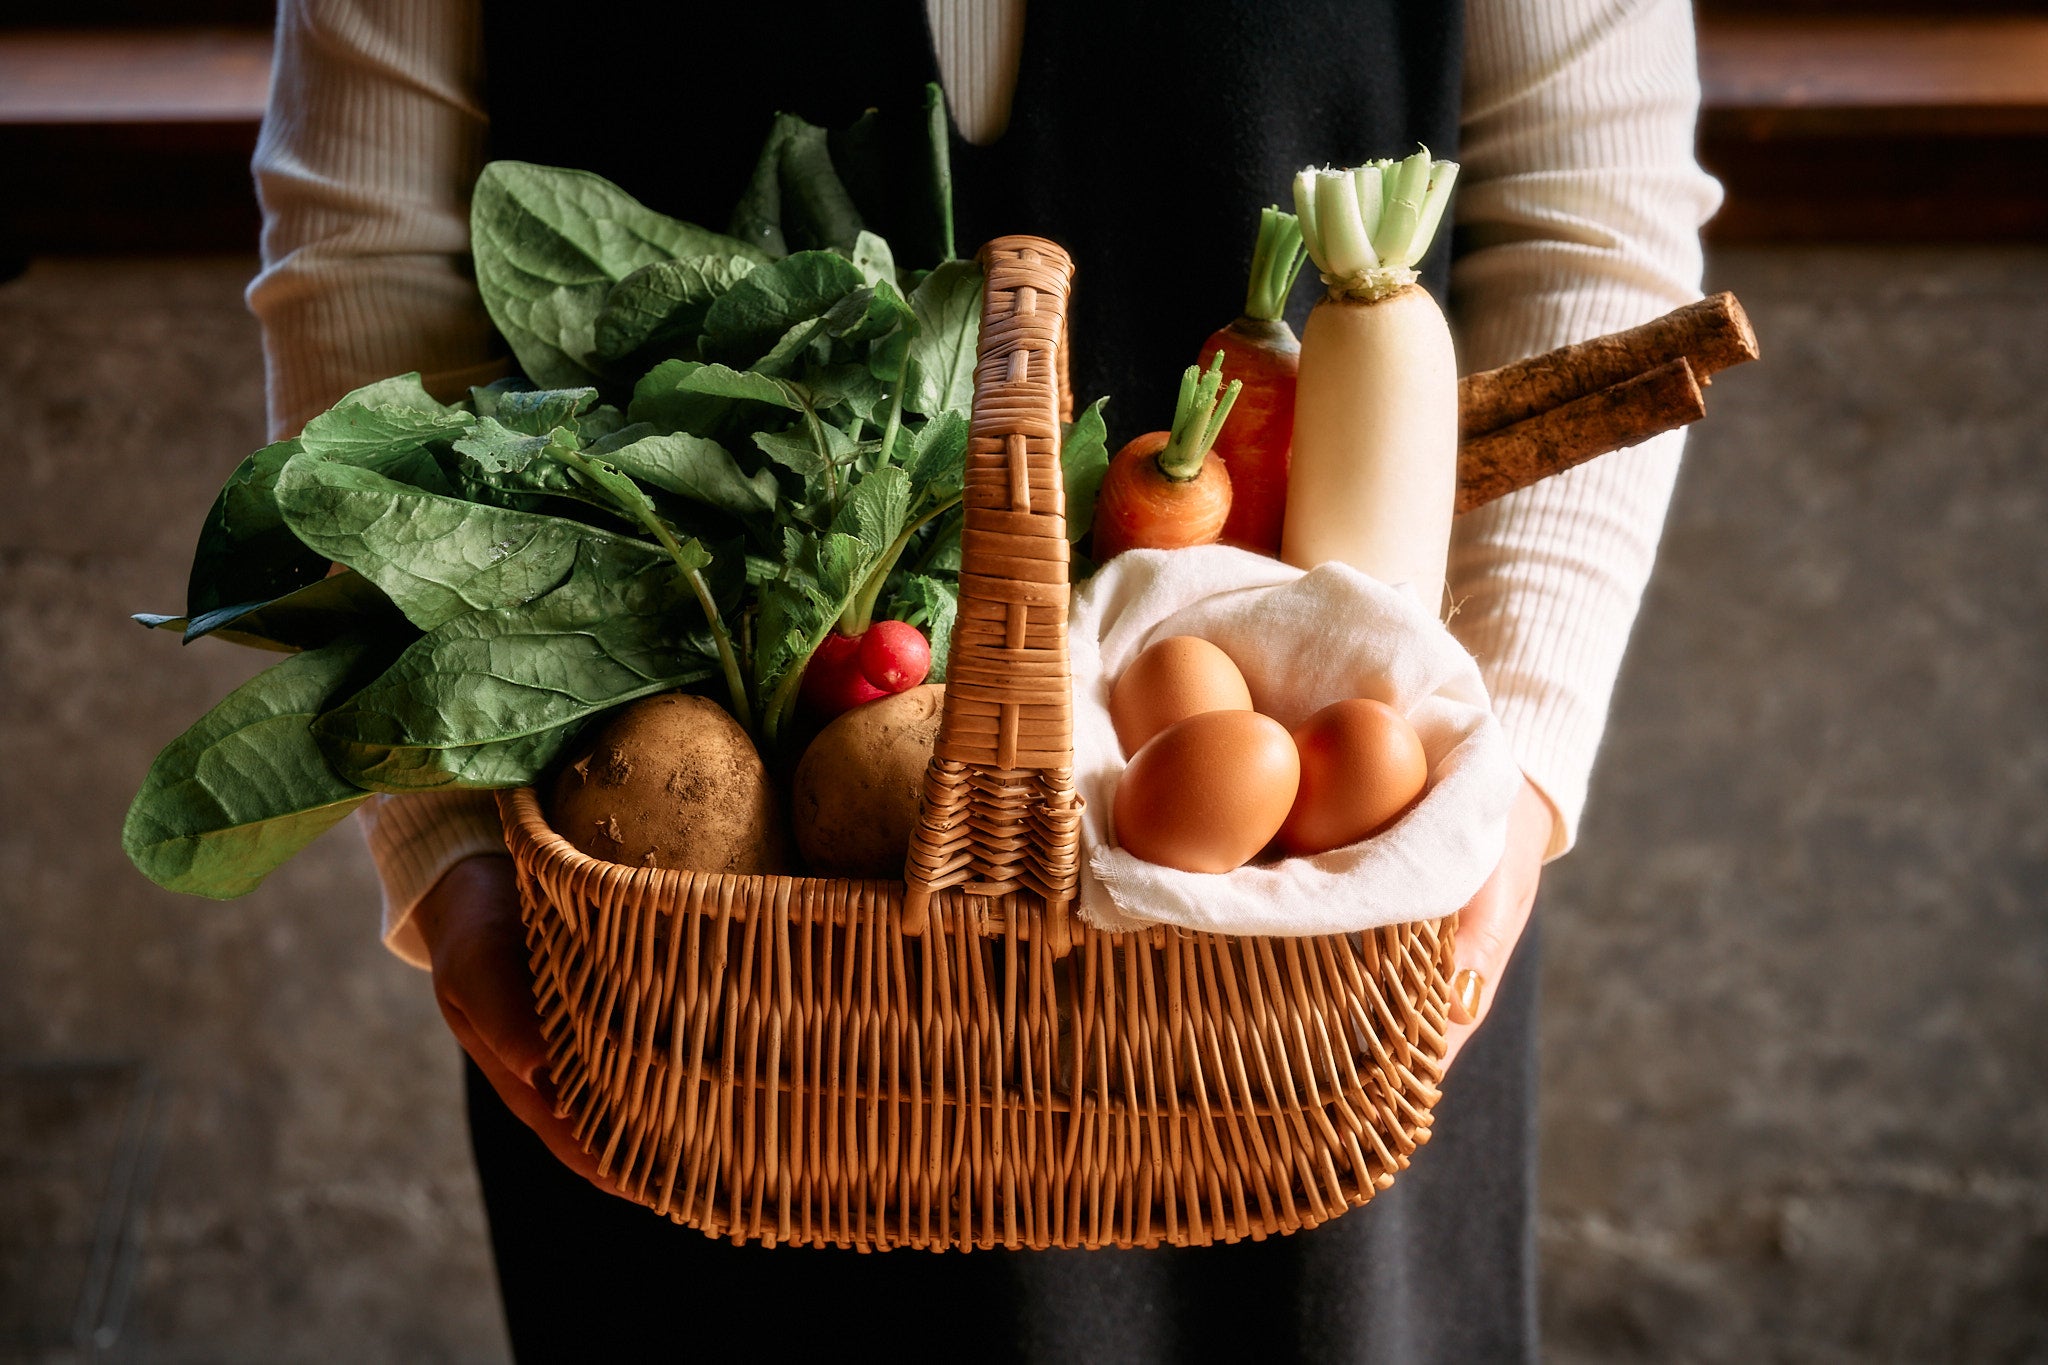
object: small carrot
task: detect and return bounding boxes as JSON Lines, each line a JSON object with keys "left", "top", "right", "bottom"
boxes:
{"left": 1091, "top": 353, "right": 1242, "bottom": 561}
{"left": 1202, "top": 207, "right": 1308, "bottom": 556}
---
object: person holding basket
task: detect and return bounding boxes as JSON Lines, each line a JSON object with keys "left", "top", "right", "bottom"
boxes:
{"left": 247, "top": 0, "right": 1719, "bottom": 1358}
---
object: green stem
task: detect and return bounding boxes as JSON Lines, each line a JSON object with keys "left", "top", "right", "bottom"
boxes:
{"left": 845, "top": 492, "right": 961, "bottom": 635}
{"left": 1243, "top": 207, "right": 1307, "bottom": 322}
{"left": 839, "top": 330, "right": 915, "bottom": 634}
{"left": 682, "top": 568, "right": 753, "bottom": 733}
{"left": 804, "top": 404, "right": 838, "bottom": 505}
{"left": 552, "top": 444, "right": 752, "bottom": 730}
{"left": 1155, "top": 353, "right": 1243, "bottom": 482}
{"left": 924, "top": 81, "right": 957, "bottom": 262}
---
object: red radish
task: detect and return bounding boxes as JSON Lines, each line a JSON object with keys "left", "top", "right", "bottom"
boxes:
{"left": 858, "top": 620, "right": 932, "bottom": 693}
{"left": 799, "top": 631, "right": 885, "bottom": 717}
{"left": 1090, "top": 353, "right": 1242, "bottom": 562}
{"left": 1202, "top": 208, "right": 1306, "bottom": 556}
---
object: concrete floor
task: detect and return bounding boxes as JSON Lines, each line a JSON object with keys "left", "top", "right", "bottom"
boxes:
{"left": 1, "top": 248, "right": 2043, "bottom": 1362}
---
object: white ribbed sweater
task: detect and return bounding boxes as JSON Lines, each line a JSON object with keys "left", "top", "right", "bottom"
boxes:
{"left": 249, "top": 0, "right": 1721, "bottom": 968}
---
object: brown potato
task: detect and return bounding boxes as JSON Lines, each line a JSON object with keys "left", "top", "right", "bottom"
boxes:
{"left": 548, "top": 693, "right": 789, "bottom": 874}
{"left": 791, "top": 684, "right": 944, "bottom": 877}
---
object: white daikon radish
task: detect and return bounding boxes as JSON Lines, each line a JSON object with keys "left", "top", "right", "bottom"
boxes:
{"left": 1280, "top": 153, "right": 1460, "bottom": 615}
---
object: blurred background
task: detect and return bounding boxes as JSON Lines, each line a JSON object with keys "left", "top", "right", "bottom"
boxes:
{"left": 2, "top": 2, "right": 2044, "bottom": 1361}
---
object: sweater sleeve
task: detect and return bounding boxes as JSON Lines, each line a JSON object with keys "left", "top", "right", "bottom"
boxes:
{"left": 1449, "top": 0, "right": 1723, "bottom": 859}
{"left": 248, "top": 0, "right": 498, "bottom": 435}
{"left": 248, "top": 0, "right": 505, "bottom": 969}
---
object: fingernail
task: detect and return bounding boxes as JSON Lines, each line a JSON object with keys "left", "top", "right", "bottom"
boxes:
{"left": 1449, "top": 968, "right": 1486, "bottom": 1025}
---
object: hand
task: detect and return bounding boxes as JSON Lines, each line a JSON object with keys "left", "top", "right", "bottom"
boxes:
{"left": 411, "top": 854, "right": 614, "bottom": 1192}
{"left": 1440, "top": 778, "right": 1555, "bottom": 1075}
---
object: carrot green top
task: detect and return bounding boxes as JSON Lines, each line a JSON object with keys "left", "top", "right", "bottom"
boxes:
{"left": 1157, "top": 352, "right": 1243, "bottom": 482}
{"left": 1243, "top": 207, "right": 1309, "bottom": 322}
{"left": 1293, "top": 151, "right": 1460, "bottom": 303}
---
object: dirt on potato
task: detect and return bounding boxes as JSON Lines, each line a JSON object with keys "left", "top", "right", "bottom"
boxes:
{"left": 548, "top": 693, "right": 790, "bottom": 874}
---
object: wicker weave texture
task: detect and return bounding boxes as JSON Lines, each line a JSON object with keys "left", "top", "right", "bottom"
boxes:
{"left": 904, "top": 239, "right": 1084, "bottom": 929}
{"left": 502, "top": 788, "right": 1451, "bottom": 1250}
{"left": 501, "top": 235, "right": 1456, "bottom": 1249}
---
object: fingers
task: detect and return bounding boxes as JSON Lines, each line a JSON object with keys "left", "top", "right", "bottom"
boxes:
{"left": 413, "top": 854, "right": 624, "bottom": 1199}
{"left": 1440, "top": 779, "right": 1554, "bottom": 1075}
{"left": 436, "top": 996, "right": 613, "bottom": 1192}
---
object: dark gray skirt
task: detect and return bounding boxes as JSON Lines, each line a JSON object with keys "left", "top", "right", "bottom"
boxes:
{"left": 465, "top": 922, "right": 1539, "bottom": 1364}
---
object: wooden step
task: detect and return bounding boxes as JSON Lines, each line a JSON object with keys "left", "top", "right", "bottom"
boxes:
{"left": 1698, "top": 15, "right": 2048, "bottom": 239}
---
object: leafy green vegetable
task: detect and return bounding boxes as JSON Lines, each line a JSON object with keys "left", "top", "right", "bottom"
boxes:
{"left": 274, "top": 452, "right": 662, "bottom": 630}
{"left": 297, "top": 397, "right": 470, "bottom": 485}
{"left": 185, "top": 378, "right": 474, "bottom": 620}
{"left": 1061, "top": 397, "right": 1112, "bottom": 546}
{"left": 133, "top": 91, "right": 1020, "bottom": 903}
{"left": 467, "top": 382, "right": 597, "bottom": 435}
{"left": 627, "top": 359, "right": 804, "bottom": 433}
{"left": 137, "top": 570, "right": 408, "bottom": 652}
{"left": 891, "top": 574, "right": 957, "bottom": 682}
{"left": 825, "top": 83, "right": 957, "bottom": 265}
{"left": 598, "top": 431, "right": 778, "bottom": 521}
{"left": 471, "top": 162, "right": 769, "bottom": 389}
{"left": 701, "top": 251, "right": 872, "bottom": 367}
{"left": 313, "top": 547, "right": 716, "bottom": 790}
{"left": 894, "top": 261, "right": 983, "bottom": 416}
{"left": 593, "top": 255, "right": 759, "bottom": 365}
{"left": 184, "top": 438, "right": 328, "bottom": 620}
{"left": 904, "top": 409, "right": 969, "bottom": 501}
{"left": 730, "top": 112, "right": 870, "bottom": 259}
{"left": 123, "top": 636, "right": 391, "bottom": 897}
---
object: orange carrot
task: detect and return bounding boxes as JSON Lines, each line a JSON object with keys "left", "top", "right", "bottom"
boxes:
{"left": 1202, "top": 208, "right": 1307, "bottom": 556}
{"left": 1091, "top": 353, "right": 1241, "bottom": 561}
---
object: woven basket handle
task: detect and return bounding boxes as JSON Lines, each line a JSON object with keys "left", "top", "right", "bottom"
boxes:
{"left": 901, "top": 238, "right": 1083, "bottom": 938}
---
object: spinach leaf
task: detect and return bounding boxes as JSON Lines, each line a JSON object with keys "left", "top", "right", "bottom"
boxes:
{"left": 298, "top": 399, "right": 470, "bottom": 487}
{"left": 471, "top": 161, "right": 768, "bottom": 389}
{"left": 628, "top": 359, "right": 805, "bottom": 433}
{"left": 593, "top": 254, "right": 758, "bottom": 364}
{"left": 333, "top": 373, "right": 465, "bottom": 417}
{"left": 1061, "top": 397, "right": 1112, "bottom": 545}
{"left": 700, "top": 251, "right": 869, "bottom": 368}
{"left": 184, "top": 438, "right": 328, "bottom": 620}
{"left": 152, "top": 570, "right": 407, "bottom": 651}
{"left": 314, "top": 546, "right": 716, "bottom": 790}
{"left": 468, "top": 383, "right": 599, "bottom": 435}
{"left": 850, "top": 231, "right": 896, "bottom": 288}
{"left": 894, "top": 260, "right": 982, "bottom": 417}
{"left": 827, "top": 83, "right": 956, "bottom": 266}
{"left": 808, "top": 363, "right": 888, "bottom": 426}
{"left": 274, "top": 450, "right": 662, "bottom": 630}
{"left": 123, "top": 635, "right": 389, "bottom": 898}
{"left": 598, "top": 431, "right": 778, "bottom": 521}
{"left": 730, "top": 112, "right": 867, "bottom": 259}
{"left": 184, "top": 379, "right": 473, "bottom": 621}
{"left": 753, "top": 421, "right": 854, "bottom": 482}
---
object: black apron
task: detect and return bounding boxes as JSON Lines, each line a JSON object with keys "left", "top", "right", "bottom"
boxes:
{"left": 471, "top": 5, "right": 1537, "bottom": 1361}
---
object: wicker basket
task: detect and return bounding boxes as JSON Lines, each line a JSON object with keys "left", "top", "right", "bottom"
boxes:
{"left": 496, "top": 237, "right": 1454, "bottom": 1251}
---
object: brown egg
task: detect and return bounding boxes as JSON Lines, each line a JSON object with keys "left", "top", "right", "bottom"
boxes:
{"left": 1276, "top": 699, "right": 1428, "bottom": 856}
{"left": 1113, "top": 710, "right": 1300, "bottom": 873}
{"left": 1109, "top": 635, "right": 1254, "bottom": 756}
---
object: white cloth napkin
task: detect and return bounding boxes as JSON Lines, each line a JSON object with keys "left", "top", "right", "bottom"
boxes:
{"left": 1068, "top": 545, "right": 1522, "bottom": 937}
